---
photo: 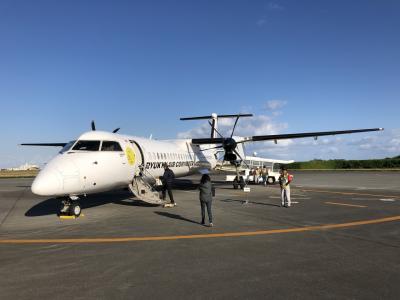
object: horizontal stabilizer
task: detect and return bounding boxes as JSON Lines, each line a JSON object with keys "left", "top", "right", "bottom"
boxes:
{"left": 21, "top": 143, "right": 67, "bottom": 147}
{"left": 180, "top": 114, "right": 253, "bottom": 121}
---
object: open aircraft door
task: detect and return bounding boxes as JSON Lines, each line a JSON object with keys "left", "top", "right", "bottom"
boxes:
{"left": 128, "top": 140, "right": 144, "bottom": 173}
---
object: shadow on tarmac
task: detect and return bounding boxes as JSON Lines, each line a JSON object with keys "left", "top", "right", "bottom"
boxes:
{"left": 171, "top": 179, "right": 199, "bottom": 191}
{"left": 24, "top": 191, "right": 155, "bottom": 217}
{"left": 154, "top": 211, "right": 200, "bottom": 225}
{"left": 24, "top": 179, "right": 229, "bottom": 217}
{"left": 220, "top": 198, "right": 281, "bottom": 207}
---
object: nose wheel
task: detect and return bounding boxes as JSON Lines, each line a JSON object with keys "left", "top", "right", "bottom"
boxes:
{"left": 59, "top": 197, "right": 82, "bottom": 218}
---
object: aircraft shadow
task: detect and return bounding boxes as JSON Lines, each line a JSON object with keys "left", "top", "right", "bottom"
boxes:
{"left": 171, "top": 179, "right": 199, "bottom": 191}
{"left": 154, "top": 211, "right": 200, "bottom": 225}
{"left": 220, "top": 198, "right": 281, "bottom": 207}
{"left": 25, "top": 191, "right": 156, "bottom": 217}
{"left": 24, "top": 180, "right": 234, "bottom": 217}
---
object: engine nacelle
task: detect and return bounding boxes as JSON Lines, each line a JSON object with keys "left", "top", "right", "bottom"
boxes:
{"left": 224, "top": 152, "right": 237, "bottom": 162}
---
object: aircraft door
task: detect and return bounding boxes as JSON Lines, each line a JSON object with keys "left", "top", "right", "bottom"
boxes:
{"left": 87, "top": 141, "right": 127, "bottom": 190}
{"left": 127, "top": 140, "right": 144, "bottom": 173}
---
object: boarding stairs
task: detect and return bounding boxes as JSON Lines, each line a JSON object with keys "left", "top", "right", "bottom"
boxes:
{"left": 128, "top": 166, "right": 165, "bottom": 205}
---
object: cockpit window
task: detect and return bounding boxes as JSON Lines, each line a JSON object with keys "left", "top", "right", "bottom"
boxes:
{"left": 72, "top": 140, "right": 100, "bottom": 151}
{"left": 59, "top": 140, "right": 76, "bottom": 154}
{"left": 101, "top": 141, "right": 123, "bottom": 152}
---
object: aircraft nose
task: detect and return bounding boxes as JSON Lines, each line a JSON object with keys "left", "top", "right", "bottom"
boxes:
{"left": 31, "top": 170, "right": 62, "bottom": 196}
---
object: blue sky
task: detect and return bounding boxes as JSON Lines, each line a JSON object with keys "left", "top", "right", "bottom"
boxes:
{"left": 1, "top": 0, "right": 399, "bottom": 167}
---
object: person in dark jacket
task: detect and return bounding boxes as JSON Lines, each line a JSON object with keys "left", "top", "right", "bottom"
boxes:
{"left": 162, "top": 163, "right": 176, "bottom": 205}
{"left": 198, "top": 174, "right": 214, "bottom": 227}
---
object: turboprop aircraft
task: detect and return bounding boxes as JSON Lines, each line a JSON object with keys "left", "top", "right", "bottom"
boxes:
{"left": 22, "top": 114, "right": 383, "bottom": 217}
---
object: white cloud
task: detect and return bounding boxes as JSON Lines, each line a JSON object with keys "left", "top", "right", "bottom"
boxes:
{"left": 177, "top": 122, "right": 211, "bottom": 139}
{"left": 267, "top": 2, "right": 284, "bottom": 11}
{"left": 176, "top": 103, "right": 399, "bottom": 161}
{"left": 257, "top": 19, "right": 266, "bottom": 26}
{"left": 265, "top": 99, "right": 287, "bottom": 111}
{"left": 177, "top": 112, "right": 287, "bottom": 139}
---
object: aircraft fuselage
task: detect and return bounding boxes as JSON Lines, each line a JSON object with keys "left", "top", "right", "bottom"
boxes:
{"left": 32, "top": 131, "right": 216, "bottom": 197}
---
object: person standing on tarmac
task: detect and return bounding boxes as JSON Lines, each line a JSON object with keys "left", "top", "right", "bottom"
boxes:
{"left": 162, "top": 163, "right": 176, "bottom": 206}
{"left": 261, "top": 166, "right": 268, "bottom": 186}
{"left": 279, "top": 167, "right": 294, "bottom": 207}
{"left": 255, "top": 167, "right": 261, "bottom": 184}
{"left": 198, "top": 174, "right": 214, "bottom": 227}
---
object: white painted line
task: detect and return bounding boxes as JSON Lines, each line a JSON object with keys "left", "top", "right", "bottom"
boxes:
{"left": 379, "top": 199, "right": 396, "bottom": 202}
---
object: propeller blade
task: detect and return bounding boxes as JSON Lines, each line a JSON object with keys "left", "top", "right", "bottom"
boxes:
{"left": 91, "top": 121, "right": 96, "bottom": 131}
{"left": 230, "top": 115, "right": 240, "bottom": 138}
{"left": 112, "top": 128, "right": 120, "bottom": 133}
{"left": 233, "top": 149, "right": 250, "bottom": 169}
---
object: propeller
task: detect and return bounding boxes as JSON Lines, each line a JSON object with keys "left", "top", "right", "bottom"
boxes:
{"left": 91, "top": 121, "right": 121, "bottom": 133}
{"left": 200, "top": 114, "right": 245, "bottom": 165}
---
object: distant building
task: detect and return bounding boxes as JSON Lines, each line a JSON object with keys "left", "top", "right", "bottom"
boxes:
{"left": 7, "top": 163, "right": 40, "bottom": 171}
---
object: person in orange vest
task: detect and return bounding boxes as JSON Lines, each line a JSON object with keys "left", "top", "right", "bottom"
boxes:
{"left": 279, "top": 167, "right": 294, "bottom": 207}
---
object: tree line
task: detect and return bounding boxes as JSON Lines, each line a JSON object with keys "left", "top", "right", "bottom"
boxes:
{"left": 288, "top": 156, "right": 400, "bottom": 169}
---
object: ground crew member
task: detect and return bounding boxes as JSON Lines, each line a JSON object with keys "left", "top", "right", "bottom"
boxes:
{"left": 261, "top": 166, "right": 268, "bottom": 186}
{"left": 162, "top": 163, "right": 176, "bottom": 206}
{"left": 198, "top": 174, "right": 214, "bottom": 227}
{"left": 255, "top": 167, "right": 261, "bottom": 184}
{"left": 279, "top": 167, "right": 293, "bottom": 207}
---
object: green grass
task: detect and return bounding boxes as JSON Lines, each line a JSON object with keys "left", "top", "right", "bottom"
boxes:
{"left": 287, "top": 158, "right": 400, "bottom": 170}
{"left": 0, "top": 170, "right": 39, "bottom": 178}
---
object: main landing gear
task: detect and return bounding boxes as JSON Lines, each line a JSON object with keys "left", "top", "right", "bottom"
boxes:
{"left": 59, "top": 195, "right": 82, "bottom": 218}
{"left": 232, "top": 161, "right": 246, "bottom": 190}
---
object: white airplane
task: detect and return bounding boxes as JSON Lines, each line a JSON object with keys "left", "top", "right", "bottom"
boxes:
{"left": 22, "top": 113, "right": 383, "bottom": 217}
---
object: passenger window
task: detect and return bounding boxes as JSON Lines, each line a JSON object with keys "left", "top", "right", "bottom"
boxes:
{"left": 72, "top": 140, "right": 100, "bottom": 151}
{"left": 101, "top": 141, "right": 123, "bottom": 152}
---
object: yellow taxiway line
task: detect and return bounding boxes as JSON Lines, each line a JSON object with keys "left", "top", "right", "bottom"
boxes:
{"left": 0, "top": 215, "right": 399, "bottom": 244}
{"left": 300, "top": 188, "right": 400, "bottom": 199}
{"left": 325, "top": 202, "right": 367, "bottom": 208}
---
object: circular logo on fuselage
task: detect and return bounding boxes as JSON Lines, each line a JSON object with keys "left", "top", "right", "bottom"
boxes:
{"left": 125, "top": 147, "right": 136, "bottom": 165}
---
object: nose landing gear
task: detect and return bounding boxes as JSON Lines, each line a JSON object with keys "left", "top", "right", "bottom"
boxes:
{"left": 59, "top": 196, "right": 82, "bottom": 218}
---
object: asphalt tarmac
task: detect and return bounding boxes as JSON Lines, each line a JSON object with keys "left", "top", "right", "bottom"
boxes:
{"left": 0, "top": 171, "right": 399, "bottom": 299}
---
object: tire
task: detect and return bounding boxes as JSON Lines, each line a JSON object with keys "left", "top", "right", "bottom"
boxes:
{"left": 239, "top": 177, "right": 245, "bottom": 189}
{"left": 233, "top": 177, "right": 238, "bottom": 189}
{"left": 70, "top": 202, "right": 81, "bottom": 217}
{"left": 233, "top": 179, "right": 239, "bottom": 189}
{"left": 267, "top": 177, "right": 275, "bottom": 184}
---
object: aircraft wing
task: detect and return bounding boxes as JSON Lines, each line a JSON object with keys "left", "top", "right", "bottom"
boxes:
{"left": 246, "top": 128, "right": 384, "bottom": 143}
{"left": 20, "top": 143, "right": 67, "bottom": 147}
{"left": 192, "top": 128, "right": 384, "bottom": 145}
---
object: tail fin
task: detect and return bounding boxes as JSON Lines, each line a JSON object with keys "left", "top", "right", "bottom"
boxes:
{"left": 180, "top": 113, "right": 253, "bottom": 139}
